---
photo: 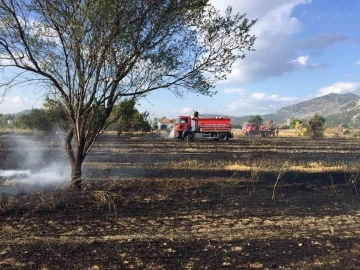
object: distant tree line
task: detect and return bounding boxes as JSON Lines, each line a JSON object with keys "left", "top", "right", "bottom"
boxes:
{"left": 0, "top": 114, "right": 15, "bottom": 128}
{"left": 1, "top": 98, "right": 151, "bottom": 134}
{"left": 1, "top": 108, "right": 328, "bottom": 139}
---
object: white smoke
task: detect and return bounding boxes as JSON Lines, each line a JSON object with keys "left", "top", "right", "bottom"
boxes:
{"left": 12, "top": 163, "right": 69, "bottom": 184}
{"left": 0, "top": 164, "right": 70, "bottom": 194}
{"left": 160, "top": 128, "right": 175, "bottom": 140}
{"left": 167, "top": 129, "right": 174, "bottom": 139}
{"left": 0, "top": 169, "right": 31, "bottom": 178}
{"left": 0, "top": 134, "right": 71, "bottom": 194}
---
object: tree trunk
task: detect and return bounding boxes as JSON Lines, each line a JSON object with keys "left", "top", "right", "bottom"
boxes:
{"left": 71, "top": 161, "right": 82, "bottom": 190}
{"left": 65, "top": 129, "right": 84, "bottom": 190}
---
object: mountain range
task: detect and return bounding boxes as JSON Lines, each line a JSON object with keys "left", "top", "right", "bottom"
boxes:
{"left": 204, "top": 93, "right": 360, "bottom": 127}
{"left": 5, "top": 93, "right": 360, "bottom": 127}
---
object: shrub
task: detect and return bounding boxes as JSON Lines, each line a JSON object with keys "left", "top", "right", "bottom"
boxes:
{"left": 248, "top": 115, "right": 263, "bottom": 125}
{"left": 308, "top": 113, "right": 325, "bottom": 139}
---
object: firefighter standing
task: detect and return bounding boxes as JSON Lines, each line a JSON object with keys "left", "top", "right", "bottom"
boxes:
{"left": 275, "top": 126, "right": 279, "bottom": 137}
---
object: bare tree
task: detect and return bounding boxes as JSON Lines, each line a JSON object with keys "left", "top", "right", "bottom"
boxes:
{"left": 0, "top": 0, "right": 256, "bottom": 189}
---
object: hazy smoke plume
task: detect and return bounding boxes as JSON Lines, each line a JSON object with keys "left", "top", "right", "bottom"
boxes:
{"left": 0, "top": 163, "right": 70, "bottom": 184}
{"left": 0, "top": 170, "right": 31, "bottom": 178}
{"left": 167, "top": 129, "right": 175, "bottom": 139}
{"left": 0, "top": 133, "right": 70, "bottom": 194}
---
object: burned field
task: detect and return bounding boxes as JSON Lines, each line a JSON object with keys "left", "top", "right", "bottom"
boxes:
{"left": 1, "top": 132, "right": 360, "bottom": 269}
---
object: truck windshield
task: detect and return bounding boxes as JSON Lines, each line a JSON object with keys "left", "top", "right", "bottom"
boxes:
{"left": 176, "top": 118, "right": 187, "bottom": 124}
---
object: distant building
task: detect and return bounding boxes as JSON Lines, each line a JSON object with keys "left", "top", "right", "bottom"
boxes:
{"left": 158, "top": 118, "right": 175, "bottom": 130}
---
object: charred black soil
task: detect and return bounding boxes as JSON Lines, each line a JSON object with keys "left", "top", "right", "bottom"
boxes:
{"left": 1, "top": 132, "right": 360, "bottom": 269}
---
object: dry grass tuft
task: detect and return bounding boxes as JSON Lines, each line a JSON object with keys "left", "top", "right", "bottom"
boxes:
{"left": 0, "top": 196, "right": 15, "bottom": 213}
{"left": 225, "top": 160, "right": 349, "bottom": 173}
{"left": 88, "top": 181, "right": 128, "bottom": 217}
{"left": 225, "top": 164, "right": 251, "bottom": 171}
{"left": 183, "top": 148, "right": 197, "bottom": 152}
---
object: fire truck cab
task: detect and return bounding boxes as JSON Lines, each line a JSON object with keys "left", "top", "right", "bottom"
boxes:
{"left": 173, "top": 116, "right": 233, "bottom": 141}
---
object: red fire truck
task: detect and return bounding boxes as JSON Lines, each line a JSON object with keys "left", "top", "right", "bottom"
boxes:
{"left": 242, "top": 120, "right": 276, "bottom": 137}
{"left": 173, "top": 116, "right": 233, "bottom": 141}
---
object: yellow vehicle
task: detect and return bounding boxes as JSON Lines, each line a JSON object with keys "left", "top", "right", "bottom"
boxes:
{"left": 295, "top": 121, "right": 307, "bottom": 136}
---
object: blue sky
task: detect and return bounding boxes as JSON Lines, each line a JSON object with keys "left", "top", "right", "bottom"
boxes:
{"left": 1, "top": 0, "right": 360, "bottom": 119}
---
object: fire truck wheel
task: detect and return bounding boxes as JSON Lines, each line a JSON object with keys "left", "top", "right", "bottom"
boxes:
{"left": 183, "top": 133, "right": 194, "bottom": 141}
{"left": 218, "top": 133, "right": 228, "bottom": 141}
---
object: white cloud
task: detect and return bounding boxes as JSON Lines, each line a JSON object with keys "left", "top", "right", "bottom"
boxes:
{"left": 355, "top": 59, "right": 360, "bottom": 66}
{"left": 292, "top": 55, "right": 309, "bottom": 66}
{"left": 210, "top": 0, "right": 346, "bottom": 82}
{"left": 179, "top": 107, "right": 192, "bottom": 114}
{"left": 0, "top": 95, "right": 34, "bottom": 114}
{"left": 13, "top": 96, "right": 24, "bottom": 105}
{"left": 221, "top": 91, "right": 300, "bottom": 115}
{"left": 217, "top": 87, "right": 300, "bottom": 116}
{"left": 250, "top": 92, "right": 298, "bottom": 102}
{"left": 0, "top": 95, "right": 44, "bottom": 114}
{"left": 291, "top": 55, "right": 325, "bottom": 69}
{"left": 318, "top": 82, "right": 360, "bottom": 96}
{"left": 211, "top": 0, "right": 311, "bottom": 20}
{"left": 292, "top": 32, "right": 347, "bottom": 51}
{"left": 223, "top": 88, "right": 246, "bottom": 94}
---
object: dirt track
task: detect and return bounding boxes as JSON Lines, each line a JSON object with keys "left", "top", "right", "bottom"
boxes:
{"left": 1, "top": 132, "right": 360, "bottom": 269}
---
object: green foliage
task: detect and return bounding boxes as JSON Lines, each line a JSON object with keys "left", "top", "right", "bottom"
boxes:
{"left": 43, "top": 96, "right": 68, "bottom": 130}
{"left": 110, "top": 99, "right": 151, "bottom": 133}
{"left": 128, "top": 111, "right": 151, "bottom": 132}
{"left": 16, "top": 109, "right": 53, "bottom": 132}
{"left": 0, "top": 114, "right": 15, "bottom": 128}
{"left": 289, "top": 118, "right": 302, "bottom": 129}
{"left": 12, "top": 97, "right": 69, "bottom": 132}
{"left": 248, "top": 115, "right": 263, "bottom": 125}
{"left": 307, "top": 113, "right": 326, "bottom": 139}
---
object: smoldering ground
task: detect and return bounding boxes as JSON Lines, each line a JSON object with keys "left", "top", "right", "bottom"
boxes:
{"left": 0, "top": 130, "right": 177, "bottom": 196}
{"left": 167, "top": 128, "right": 174, "bottom": 139}
{"left": 0, "top": 132, "right": 70, "bottom": 195}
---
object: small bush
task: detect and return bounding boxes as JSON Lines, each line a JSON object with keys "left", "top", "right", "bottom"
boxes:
{"left": 308, "top": 113, "right": 325, "bottom": 139}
